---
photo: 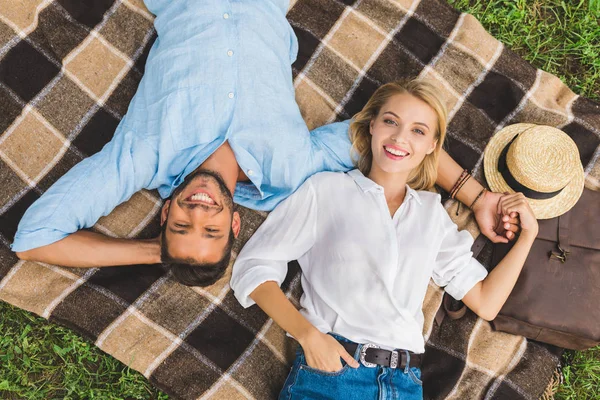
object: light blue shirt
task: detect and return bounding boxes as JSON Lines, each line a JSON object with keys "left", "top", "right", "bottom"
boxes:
{"left": 11, "top": 0, "right": 354, "bottom": 252}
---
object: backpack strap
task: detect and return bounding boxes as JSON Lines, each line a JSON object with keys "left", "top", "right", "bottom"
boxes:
{"left": 471, "top": 234, "right": 488, "bottom": 259}
{"left": 556, "top": 212, "right": 571, "bottom": 262}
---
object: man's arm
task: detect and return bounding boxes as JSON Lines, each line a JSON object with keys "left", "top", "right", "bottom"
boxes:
{"left": 16, "top": 231, "right": 161, "bottom": 267}
{"left": 437, "top": 149, "right": 484, "bottom": 206}
{"left": 13, "top": 128, "right": 158, "bottom": 267}
{"left": 308, "top": 120, "right": 355, "bottom": 173}
{"left": 437, "top": 149, "right": 519, "bottom": 243}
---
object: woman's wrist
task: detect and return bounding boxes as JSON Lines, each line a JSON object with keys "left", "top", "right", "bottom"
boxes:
{"left": 296, "top": 325, "right": 321, "bottom": 345}
{"left": 517, "top": 228, "right": 538, "bottom": 243}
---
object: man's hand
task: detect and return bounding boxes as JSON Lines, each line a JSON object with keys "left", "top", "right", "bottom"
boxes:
{"left": 497, "top": 192, "right": 538, "bottom": 238}
{"left": 298, "top": 329, "right": 359, "bottom": 372}
{"left": 472, "top": 190, "right": 520, "bottom": 243}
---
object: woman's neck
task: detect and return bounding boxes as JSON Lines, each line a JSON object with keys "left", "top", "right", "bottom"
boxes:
{"left": 367, "top": 165, "right": 409, "bottom": 210}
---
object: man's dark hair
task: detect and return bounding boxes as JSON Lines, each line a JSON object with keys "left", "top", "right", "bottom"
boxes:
{"left": 161, "top": 223, "right": 235, "bottom": 287}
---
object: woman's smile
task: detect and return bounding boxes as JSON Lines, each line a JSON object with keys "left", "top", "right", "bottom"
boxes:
{"left": 383, "top": 145, "right": 410, "bottom": 160}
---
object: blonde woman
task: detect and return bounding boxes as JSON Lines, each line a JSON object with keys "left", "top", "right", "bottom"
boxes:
{"left": 231, "top": 80, "right": 538, "bottom": 400}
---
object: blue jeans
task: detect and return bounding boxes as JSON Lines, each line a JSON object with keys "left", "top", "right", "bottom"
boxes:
{"left": 279, "top": 335, "right": 423, "bottom": 400}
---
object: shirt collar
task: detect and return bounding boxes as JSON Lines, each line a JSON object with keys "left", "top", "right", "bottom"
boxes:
{"left": 347, "top": 169, "right": 423, "bottom": 206}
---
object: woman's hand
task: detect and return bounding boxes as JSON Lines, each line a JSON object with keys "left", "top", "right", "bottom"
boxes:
{"left": 497, "top": 192, "right": 538, "bottom": 239}
{"left": 472, "top": 190, "right": 520, "bottom": 243}
{"left": 463, "top": 192, "right": 539, "bottom": 320}
{"left": 298, "top": 329, "right": 359, "bottom": 372}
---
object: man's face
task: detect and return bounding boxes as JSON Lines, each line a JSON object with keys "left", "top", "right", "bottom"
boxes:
{"left": 160, "top": 170, "right": 240, "bottom": 264}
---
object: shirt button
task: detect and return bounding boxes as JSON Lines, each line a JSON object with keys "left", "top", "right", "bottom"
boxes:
{"left": 228, "top": 92, "right": 234, "bottom": 99}
{"left": 223, "top": 13, "right": 230, "bottom": 19}
{"left": 247, "top": 170, "right": 254, "bottom": 176}
{"left": 227, "top": 50, "right": 234, "bottom": 57}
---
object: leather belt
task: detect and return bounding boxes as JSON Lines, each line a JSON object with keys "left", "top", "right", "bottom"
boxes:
{"left": 340, "top": 341, "right": 422, "bottom": 369}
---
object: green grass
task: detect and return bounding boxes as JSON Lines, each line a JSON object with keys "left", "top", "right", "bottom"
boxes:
{"left": 448, "top": 0, "right": 600, "bottom": 100}
{"left": 447, "top": 1, "right": 600, "bottom": 399}
{"left": 559, "top": 348, "right": 600, "bottom": 400}
{"left": 0, "top": 302, "right": 169, "bottom": 399}
{"left": 1, "top": 1, "right": 599, "bottom": 399}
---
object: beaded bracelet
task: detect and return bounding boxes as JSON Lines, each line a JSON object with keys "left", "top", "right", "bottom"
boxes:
{"left": 452, "top": 174, "right": 471, "bottom": 199}
{"left": 450, "top": 169, "right": 471, "bottom": 199}
{"left": 450, "top": 169, "right": 468, "bottom": 195}
{"left": 450, "top": 170, "right": 469, "bottom": 198}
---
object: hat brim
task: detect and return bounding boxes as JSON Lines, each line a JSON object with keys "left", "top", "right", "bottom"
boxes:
{"left": 484, "top": 123, "right": 584, "bottom": 219}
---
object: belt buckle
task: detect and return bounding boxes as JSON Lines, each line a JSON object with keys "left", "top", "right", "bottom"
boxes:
{"left": 390, "top": 350, "right": 399, "bottom": 369}
{"left": 359, "top": 343, "right": 380, "bottom": 368}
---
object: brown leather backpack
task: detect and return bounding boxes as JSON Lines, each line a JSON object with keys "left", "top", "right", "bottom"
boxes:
{"left": 490, "top": 188, "right": 600, "bottom": 350}
{"left": 437, "top": 188, "right": 600, "bottom": 350}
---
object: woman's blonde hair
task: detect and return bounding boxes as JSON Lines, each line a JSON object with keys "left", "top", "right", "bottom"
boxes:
{"left": 349, "top": 79, "right": 448, "bottom": 191}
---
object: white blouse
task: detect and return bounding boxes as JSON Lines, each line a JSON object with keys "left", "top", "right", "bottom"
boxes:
{"left": 231, "top": 170, "right": 487, "bottom": 353}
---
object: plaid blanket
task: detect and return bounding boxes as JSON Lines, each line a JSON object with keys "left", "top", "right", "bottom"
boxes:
{"left": 1, "top": 0, "right": 598, "bottom": 399}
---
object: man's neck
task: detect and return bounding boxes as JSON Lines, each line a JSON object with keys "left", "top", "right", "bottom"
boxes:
{"left": 197, "top": 141, "right": 245, "bottom": 195}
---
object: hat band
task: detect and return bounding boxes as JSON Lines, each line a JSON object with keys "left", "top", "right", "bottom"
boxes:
{"left": 498, "top": 136, "right": 564, "bottom": 200}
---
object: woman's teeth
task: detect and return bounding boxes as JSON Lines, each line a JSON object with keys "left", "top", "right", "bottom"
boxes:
{"left": 384, "top": 146, "right": 408, "bottom": 156}
{"left": 190, "top": 193, "right": 215, "bottom": 204}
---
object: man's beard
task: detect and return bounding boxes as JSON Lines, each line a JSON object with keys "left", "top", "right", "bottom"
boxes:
{"left": 170, "top": 169, "right": 234, "bottom": 211}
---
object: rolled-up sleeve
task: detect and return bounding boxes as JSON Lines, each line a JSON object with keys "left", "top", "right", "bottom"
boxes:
{"left": 11, "top": 128, "right": 156, "bottom": 252}
{"left": 431, "top": 205, "right": 488, "bottom": 301}
{"left": 231, "top": 178, "right": 318, "bottom": 308}
{"left": 309, "top": 120, "right": 354, "bottom": 173}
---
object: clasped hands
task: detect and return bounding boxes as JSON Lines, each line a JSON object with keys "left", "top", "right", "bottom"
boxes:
{"left": 471, "top": 190, "right": 526, "bottom": 243}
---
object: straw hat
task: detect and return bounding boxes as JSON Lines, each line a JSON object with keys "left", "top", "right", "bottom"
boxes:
{"left": 484, "top": 123, "right": 584, "bottom": 219}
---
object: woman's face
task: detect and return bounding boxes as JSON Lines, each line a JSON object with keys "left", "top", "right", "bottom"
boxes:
{"left": 369, "top": 92, "right": 438, "bottom": 176}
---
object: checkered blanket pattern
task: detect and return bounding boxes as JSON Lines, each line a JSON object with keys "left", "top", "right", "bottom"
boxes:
{"left": 1, "top": 0, "right": 598, "bottom": 399}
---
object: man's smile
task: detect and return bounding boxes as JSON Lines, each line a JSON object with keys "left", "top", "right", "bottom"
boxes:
{"left": 184, "top": 189, "right": 217, "bottom": 206}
